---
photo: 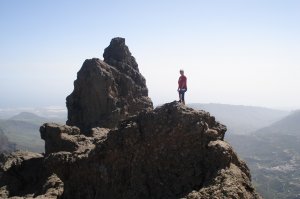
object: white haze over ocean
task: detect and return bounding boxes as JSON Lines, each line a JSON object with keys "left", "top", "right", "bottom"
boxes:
{"left": 1, "top": 1, "right": 300, "bottom": 110}
{"left": 0, "top": 106, "right": 67, "bottom": 119}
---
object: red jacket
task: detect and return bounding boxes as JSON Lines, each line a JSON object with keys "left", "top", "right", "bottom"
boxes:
{"left": 178, "top": 75, "right": 187, "bottom": 89}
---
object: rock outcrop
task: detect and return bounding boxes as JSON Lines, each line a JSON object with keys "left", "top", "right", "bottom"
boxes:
{"left": 0, "top": 38, "right": 261, "bottom": 199}
{"left": 66, "top": 38, "right": 153, "bottom": 132}
{"left": 0, "top": 151, "right": 63, "bottom": 199}
{"left": 39, "top": 102, "right": 260, "bottom": 199}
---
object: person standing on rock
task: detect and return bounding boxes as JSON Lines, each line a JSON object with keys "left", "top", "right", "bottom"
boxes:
{"left": 178, "top": 69, "right": 187, "bottom": 105}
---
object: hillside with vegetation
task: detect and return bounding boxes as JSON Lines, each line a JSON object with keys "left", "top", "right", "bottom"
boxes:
{"left": 0, "top": 127, "right": 15, "bottom": 153}
{"left": 0, "top": 112, "right": 65, "bottom": 153}
{"left": 226, "top": 111, "right": 300, "bottom": 199}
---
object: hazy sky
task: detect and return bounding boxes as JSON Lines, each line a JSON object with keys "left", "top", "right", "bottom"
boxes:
{"left": 1, "top": 0, "right": 300, "bottom": 110}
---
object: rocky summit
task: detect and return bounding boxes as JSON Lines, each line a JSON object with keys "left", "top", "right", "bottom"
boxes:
{"left": 0, "top": 38, "right": 261, "bottom": 199}
{"left": 66, "top": 37, "right": 153, "bottom": 132}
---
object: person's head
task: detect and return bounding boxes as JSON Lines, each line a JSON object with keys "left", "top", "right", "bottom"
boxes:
{"left": 180, "top": 69, "right": 184, "bottom": 75}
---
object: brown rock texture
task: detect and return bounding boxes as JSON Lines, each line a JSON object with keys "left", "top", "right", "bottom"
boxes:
{"left": 37, "top": 102, "right": 259, "bottom": 199}
{"left": 66, "top": 38, "right": 153, "bottom": 132}
{"left": 0, "top": 151, "right": 63, "bottom": 199}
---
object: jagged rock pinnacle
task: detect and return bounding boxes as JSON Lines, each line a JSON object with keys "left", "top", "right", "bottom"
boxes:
{"left": 103, "top": 37, "right": 139, "bottom": 71}
{"left": 66, "top": 38, "right": 153, "bottom": 132}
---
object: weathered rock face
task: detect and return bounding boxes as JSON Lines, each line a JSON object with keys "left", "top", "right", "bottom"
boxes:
{"left": 103, "top": 37, "right": 139, "bottom": 72}
{"left": 66, "top": 38, "right": 153, "bottom": 132}
{"left": 0, "top": 151, "right": 63, "bottom": 199}
{"left": 37, "top": 102, "right": 260, "bottom": 199}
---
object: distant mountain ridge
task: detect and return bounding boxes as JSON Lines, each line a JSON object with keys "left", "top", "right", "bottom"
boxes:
{"left": 9, "top": 112, "right": 48, "bottom": 125}
{"left": 255, "top": 110, "right": 300, "bottom": 135}
{"left": 226, "top": 110, "right": 300, "bottom": 199}
{"left": 10, "top": 111, "right": 46, "bottom": 120}
{"left": 188, "top": 103, "right": 289, "bottom": 134}
{"left": 0, "top": 107, "right": 67, "bottom": 120}
{"left": 0, "top": 112, "right": 66, "bottom": 153}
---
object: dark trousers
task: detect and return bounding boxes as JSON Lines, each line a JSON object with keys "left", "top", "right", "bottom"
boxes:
{"left": 178, "top": 89, "right": 187, "bottom": 102}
